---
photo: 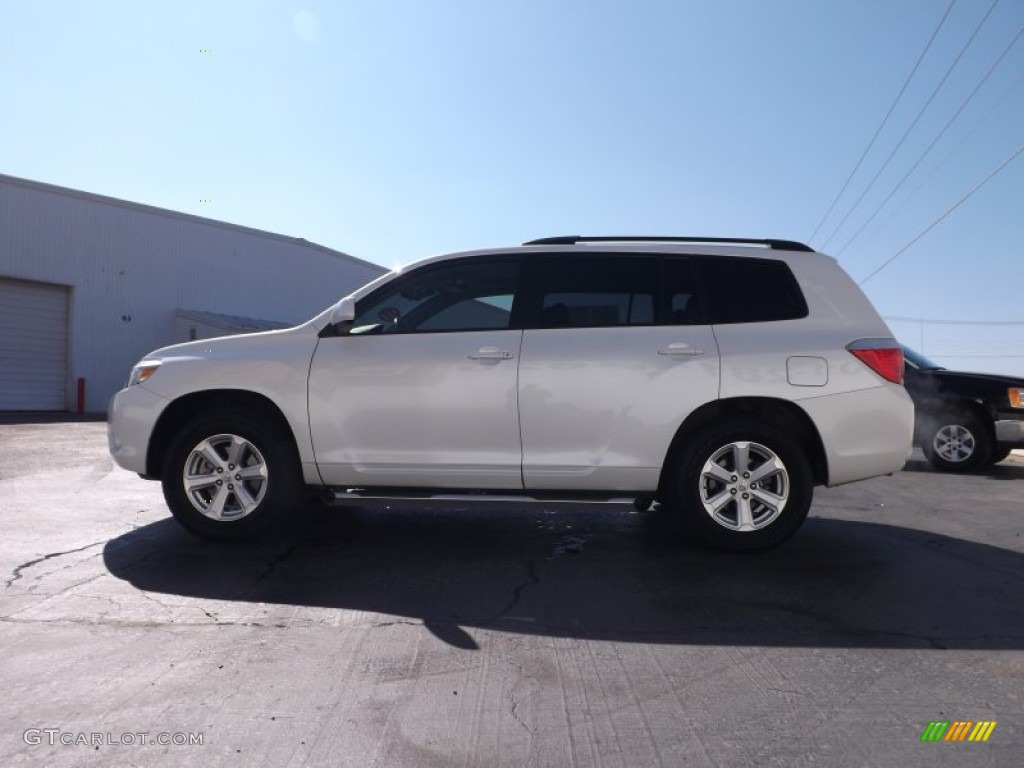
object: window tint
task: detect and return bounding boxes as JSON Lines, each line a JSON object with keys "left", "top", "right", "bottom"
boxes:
{"left": 418, "top": 295, "right": 512, "bottom": 332}
{"left": 533, "top": 256, "right": 658, "bottom": 328}
{"left": 663, "top": 258, "right": 702, "bottom": 325}
{"left": 700, "top": 257, "right": 807, "bottom": 324}
{"left": 351, "top": 259, "right": 520, "bottom": 334}
{"left": 901, "top": 344, "right": 942, "bottom": 371}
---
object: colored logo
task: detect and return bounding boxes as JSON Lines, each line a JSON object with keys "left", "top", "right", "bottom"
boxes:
{"left": 921, "top": 721, "right": 997, "bottom": 742}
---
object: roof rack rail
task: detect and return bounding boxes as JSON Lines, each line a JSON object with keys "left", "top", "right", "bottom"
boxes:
{"left": 521, "top": 235, "right": 814, "bottom": 252}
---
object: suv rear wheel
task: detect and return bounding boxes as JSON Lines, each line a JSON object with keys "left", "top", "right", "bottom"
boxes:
{"left": 666, "top": 420, "right": 813, "bottom": 552}
{"left": 161, "top": 410, "right": 302, "bottom": 539}
{"left": 920, "top": 411, "right": 992, "bottom": 472}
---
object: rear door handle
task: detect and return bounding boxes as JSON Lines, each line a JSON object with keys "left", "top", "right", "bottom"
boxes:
{"left": 658, "top": 343, "right": 705, "bottom": 357}
{"left": 468, "top": 347, "right": 515, "bottom": 361}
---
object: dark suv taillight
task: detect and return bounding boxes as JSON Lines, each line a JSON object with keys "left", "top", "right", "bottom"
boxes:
{"left": 847, "top": 340, "right": 904, "bottom": 384}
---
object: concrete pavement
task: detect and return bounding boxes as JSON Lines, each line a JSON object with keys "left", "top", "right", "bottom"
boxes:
{"left": 1, "top": 423, "right": 1022, "bottom": 766}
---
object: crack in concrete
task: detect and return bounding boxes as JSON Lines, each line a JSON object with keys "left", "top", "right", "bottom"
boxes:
{"left": 509, "top": 688, "right": 532, "bottom": 735}
{"left": 35, "top": 552, "right": 105, "bottom": 588}
{"left": 550, "top": 534, "right": 588, "bottom": 558}
{"left": 51, "top": 572, "right": 105, "bottom": 595}
{"left": 198, "top": 606, "right": 246, "bottom": 627}
{"left": 233, "top": 544, "right": 299, "bottom": 600}
{"left": 53, "top": 592, "right": 126, "bottom": 614}
{"left": 484, "top": 558, "right": 541, "bottom": 626}
{"left": 4, "top": 541, "right": 107, "bottom": 589}
{"left": 137, "top": 591, "right": 175, "bottom": 613}
{"left": 110, "top": 548, "right": 162, "bottom": 575}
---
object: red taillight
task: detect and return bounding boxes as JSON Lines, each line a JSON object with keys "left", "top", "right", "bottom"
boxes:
{"left": 847, "top": 343, "right": 904, "bottom": 384}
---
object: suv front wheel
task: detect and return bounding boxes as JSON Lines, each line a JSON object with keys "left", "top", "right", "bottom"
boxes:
{"left": 161, "top": 410, "right": 302, "bottom": 539}
{"left": 666, "top": 420, "right": 813, "bottom": 552}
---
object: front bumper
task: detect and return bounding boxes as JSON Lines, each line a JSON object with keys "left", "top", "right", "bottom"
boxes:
{"left": 995, "top": 418, "right": 1024, "bottom": 446}
{"left": 107, "top": 384, "right": 169, "bottom": 475}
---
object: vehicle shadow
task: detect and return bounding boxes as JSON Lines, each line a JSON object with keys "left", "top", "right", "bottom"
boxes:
{"left": 902, "top": 457, "right": 1024, "bottom": 480}
{"left": 103, "top": 506, "right": 1024, "bottom": 651}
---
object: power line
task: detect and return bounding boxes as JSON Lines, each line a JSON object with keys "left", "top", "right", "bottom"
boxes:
{"left": 837, "top": 25, "right": 1024, "bottom": 258}
{"left": 885, "top": 316, "right": 1024, "bottom": 326}
{"left": 806, "top": 0, "right": 956, "bottom": 243}
{"left": 859, "top": 140, "right": 1024, "bottom": 284}
{"left": 844, "top": 68, "right": 1024, "bottom": 256}
{"left": 821, "top": 0, "right": 1001, "bottom": 251}
{"left": 923, "top": 354, "right": 1024, "bottom": 359}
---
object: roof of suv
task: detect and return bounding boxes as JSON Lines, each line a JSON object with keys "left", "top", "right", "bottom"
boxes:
{"left": 370, "top": 237, "right": 826, "bottom": 286}
{"left": 521, "top": 235, "right": 815, "bottom": 251}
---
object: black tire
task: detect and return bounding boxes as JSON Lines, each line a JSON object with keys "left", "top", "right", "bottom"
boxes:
{"left": 664, "top": 420, "right": 813, "bottom": 552}
{"left": 919, "top": 411, "right": 993, "bottom": 473}
{"left": 161, "top": 409, "right": 302, "bottom": 540}
{"left": 986, "top": 445, "right": 1013, "bottom": 466}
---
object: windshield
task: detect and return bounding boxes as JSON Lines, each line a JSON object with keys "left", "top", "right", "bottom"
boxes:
{"left": 901, "top": 345, "right": 943, "bottom": 371}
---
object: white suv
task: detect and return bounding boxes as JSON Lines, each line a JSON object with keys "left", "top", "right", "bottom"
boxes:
{"left": 108, "top": 236, "right": 913, "bottom": 551}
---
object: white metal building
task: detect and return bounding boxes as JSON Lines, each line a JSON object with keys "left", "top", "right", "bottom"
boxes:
{"left": 0, "top": 173, "right": 386, "bottom": 412}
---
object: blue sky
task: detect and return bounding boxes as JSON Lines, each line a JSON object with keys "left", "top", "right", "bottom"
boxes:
{"left": 2, "top": 0, "right": 1022, "bottom": 373}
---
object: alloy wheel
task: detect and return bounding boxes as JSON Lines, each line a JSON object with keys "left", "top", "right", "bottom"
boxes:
{"left": 933, "top": 424, "right": 976, "bottom": 463}
{"left": 182, "top": 433, "right": 268, "bottom": 520}
{"left": 698, "top": 441, "right": 789, "bottom": 532}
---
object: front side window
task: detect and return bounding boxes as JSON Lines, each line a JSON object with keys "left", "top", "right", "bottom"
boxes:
{"left": 350, "top": 258, "right": 521, "bottom": 335}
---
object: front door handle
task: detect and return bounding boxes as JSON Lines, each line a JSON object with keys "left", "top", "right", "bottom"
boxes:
{"left": 658, "top": 343, "right": 705, "bottom": 357}
{"left": 468, "top": 347, "right": 515, "bottom": 361}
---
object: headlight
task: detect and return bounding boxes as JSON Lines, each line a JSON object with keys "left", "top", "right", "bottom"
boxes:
{"left": 128, "top": 361, "right": 161, "bottom": 387}
{"left": 1009, "top": 388, "right": 1022, "bottom": 408}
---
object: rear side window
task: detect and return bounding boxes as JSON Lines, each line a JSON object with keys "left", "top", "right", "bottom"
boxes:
{"left": 662, "top": 257, "right": 703, "bottom": 325}
{"left": 531, "top": 255, "right": 658, "bottom": 328}
{"left": 699, "top": 257, "right": 807, "bottom": 324}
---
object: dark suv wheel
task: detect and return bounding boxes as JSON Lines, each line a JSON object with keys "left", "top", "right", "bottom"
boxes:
{"left": 920, "top": 411, "right": 993, "bottom": 472}
{"left": 665, "top": 420, "right": 813, "bottom": 552}
{"left": 161, "top": 410, "right": 302, "bottom": 539}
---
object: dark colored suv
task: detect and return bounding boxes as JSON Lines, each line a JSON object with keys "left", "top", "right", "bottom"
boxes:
{"left": 902, "top": 345, "right": 1024, "bottom": 471}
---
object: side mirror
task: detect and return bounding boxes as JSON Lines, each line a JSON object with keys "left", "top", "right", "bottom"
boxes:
{"left": 330, "top": 296, "right": 356, "bottom": 326}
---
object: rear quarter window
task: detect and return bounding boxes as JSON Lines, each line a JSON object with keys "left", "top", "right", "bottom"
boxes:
{"left": 699, "top": 256, "right": 808, "bottom": 324}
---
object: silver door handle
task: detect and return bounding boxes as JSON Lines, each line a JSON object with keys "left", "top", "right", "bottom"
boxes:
{"left": 658, "top": 344, "right": 705, "bottom": 357}
{"left": 468, "top": 347, "right": 514, "bottom": 361}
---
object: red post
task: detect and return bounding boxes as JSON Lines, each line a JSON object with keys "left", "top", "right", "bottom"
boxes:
{"left": 76, "top": 377, "right": 85, "bottom": 415}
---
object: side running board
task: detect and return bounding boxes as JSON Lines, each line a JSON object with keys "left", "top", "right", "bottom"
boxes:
{"left": 326, "top": 489, "right": 640, "bottom": 508}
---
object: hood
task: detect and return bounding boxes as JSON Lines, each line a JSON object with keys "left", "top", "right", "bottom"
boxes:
{"left": 145, "top": 323, "right": 315, "bottom": 361}
{"left": 927, "top": 369, "right": 1024, "bottom": 388}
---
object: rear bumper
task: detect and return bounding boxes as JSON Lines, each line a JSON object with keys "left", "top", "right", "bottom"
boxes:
{"left": 107, "top": 385, "right": 168, "bottom": 475}
{"left": 799, "top": 384, "right": 914, "bottom": 486}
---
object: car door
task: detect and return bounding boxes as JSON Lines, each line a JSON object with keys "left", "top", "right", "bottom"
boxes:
{"left": 517, "top": 253, "right": 720, "bottom": 491}
{"left": 308, "top": 255, "right": 525, "bottom": 489}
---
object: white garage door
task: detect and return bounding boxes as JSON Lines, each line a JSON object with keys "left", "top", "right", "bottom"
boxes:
{"left": 0, "top": 277, "right": 70, "bottom": 410}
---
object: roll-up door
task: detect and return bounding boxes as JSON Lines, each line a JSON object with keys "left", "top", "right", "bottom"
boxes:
{"left": 0, "top": 277, "right": 70, "bottom": 410}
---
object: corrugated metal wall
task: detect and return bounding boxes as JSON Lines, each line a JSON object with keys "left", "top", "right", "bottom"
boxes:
{"left": 0, "top": 174, "right": 386, "bottom": 412}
